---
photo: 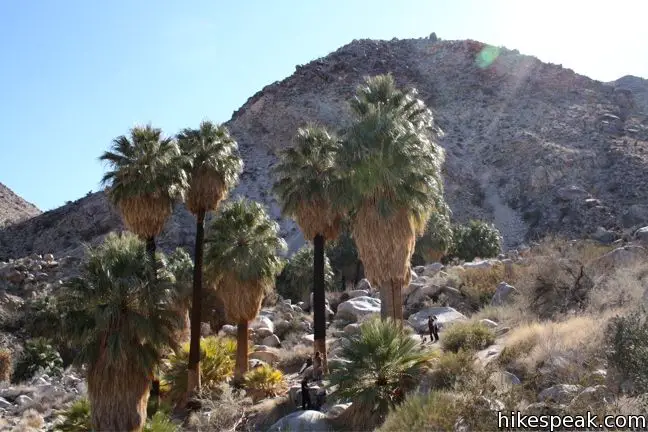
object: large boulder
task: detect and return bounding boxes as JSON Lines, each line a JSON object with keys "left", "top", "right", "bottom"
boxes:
{"left": 356, "top": 279, "right": 372, "bottom": 291}
{"left": 592, "top": 245, "right": 648, "bottom": 270}
{"left": 261, "top": 334, "right": 281, "bottom": 348}
{"left": 347, "top": 289, "right": 369, "bottom": 298}
{"left": 491, "top": 282, "right": 518, "bottom": 306}
{"left": 407, "top": 306, "right": 467, "bottom": 333}
{"left": 251, "top": 316, "right": 275, "bottom": 333}
{"left": 336, "top": 296, "right": 381, "bottom": 321}
{"left": 635, "top": 226, "right": 648, "bottom": 243}
{"left": 249, "top": 350, "right": 279, "bottom": 365}
{"left": 268, "top": 410, "right": 333, "bottom": 432}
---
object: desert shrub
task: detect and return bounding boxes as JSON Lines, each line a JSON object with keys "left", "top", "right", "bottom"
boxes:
{"left": 0, "top": 348, "right": 11, "bottom": 382}
{"left": 441, "top": 322, "right": 495, "bottom": 353}
{"left": 425, "top": 349, "right": 475, "bottom": 390}
{"left": 275, "top": 245, "right": 334, "bottom": 303}
{"left": 378, "top": 391, "right": 462, "bottom": 431}
{"left": 413, "top": 211, "right": 454, "bottom": 264}
{"left": 143, "top": 412, "right": 178, "bottom": 432}
{"left": 588, "top": 262, "right": 648, "bottom": 314}
{"left": 244, "top": 365, "right": 286, "bottom": 402}
{"left": 186, "top": 383, "right": 252, "bottom": 431}
{"left": 162, "top": 336, "right": 236, "bottom": 402}
{"left": 329, "top": 317, "right": 435, "bottom": 431}
{"left": 12, "top": 338, "right": 63, "bottom": 382}
{"left": 276, "top": 343, "right": 312, "bottom": 373}
{"left": 53, "top": 398, "right": 92, "bottom": 432}
{"left": 459, "top": 262, "right": 515, "bottom": 309}
{"left": 273, "top": 315, "right": 305, "bottom": 341}
{"left": 16, "top": 408, "right": 45, "bottom": 431}
{"left": 607, "top": 308, "right": 648, "bottom": 394}
{"left": 449, "top": 220, "right": 501, "bottom": 262}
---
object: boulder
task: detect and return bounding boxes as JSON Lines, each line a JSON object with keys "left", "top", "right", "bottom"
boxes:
{"left": 407, "top": 307, "right": 467, "bottom": 333}
{"left": 413, "top": 265, "right": 426, "bottom": 275}
{"left": 6, "top": 269, "right": 25, "bottom": 284}
{"left": 347, "top": 289, "right": 369, "bottom": 298}
{"left": 0, "top": 397, "right": 11, "bottom": 409}
{"left": 538, "top": 384, "right": 582, "bottom": 404}
{"left": 219, "top": 325, "right": 237, "bottom": 337}
{"left": 200, "top": 322, "right": 211, "bottom": 337}
{"left": 336, "top": 296, "right": 381, "bottom": 321}
{"left": 261, "top": 334, "right": 281, "bottom": 348}
{"left": 557, "top": 185, "right": 589, "bottom": 201}
{"left": 491, "top": 282, "right": 518, "bottom": 306}
{"left": 463, "top": 260, "right": 493, "bottom": 269}
{"left": 251, "top": 316, "right": 275, "bottom": 333}
{"left": 343, "top": 323, "right": 361, "bottom": 336}
{"left": 249, "top": 350, "right": 279, "bottom": 364}
{"left": 479, "top": 319, "right": 499, "bottom": 328}
{"left": 249, "top": 359, "right": 268, "bottom": 369}
{"left": 355, "top": 279, "right": 372, "bottom": 291}
{"left": 254, "top": 327, "right": 274, "bottom": 339}
{"left": 43, "top": 254, "right": 54, "bottom": 262}
{"left": 475, "top": 344, "right": 504, "bottom": 366}
{"left": 326, "top": 402, "right": 351, "bottom": 417}
{"left": 622, "top": 204, "right": 648, "bottom": 228}
{"left": 490, "top": 371, "right": 521, "bottom": 387}
{"left": 288, "top": 385, "right": 326, "bottom": 408}
{"left": 570, "top": 385, "right": 614, "bottom": 406}
{"left": 592, "top": 227, "right": 617, "bottom": 244}
{"left": 268, "top": 410, "right": 333, "bottom": 432}
{"left": 421, "top": 262, "right": 444, "bottom": 276}
{"left": 16, "top": 395, "right": 32, "bottom": 406}
{"left": 593, "top": 245, "right": 648, "bottom": 270}
{"left": 635, "top": 226, "right": 648, "bottom": 242}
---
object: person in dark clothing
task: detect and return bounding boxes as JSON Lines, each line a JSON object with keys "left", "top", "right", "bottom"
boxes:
{"left": 428, "top": 315, "right": 439, "bottom": 343}
{"left": 301, "top": 378, "right": 312, "bottom": 410}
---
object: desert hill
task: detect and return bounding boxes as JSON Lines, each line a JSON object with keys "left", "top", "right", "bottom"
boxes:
{"left": 0, "top": 182, "right": 40, "bottom": 230}
{"left": 2, "top": 35, "right": 648, "bottom": 260}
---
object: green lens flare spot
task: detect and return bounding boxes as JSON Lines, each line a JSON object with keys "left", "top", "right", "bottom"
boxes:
{"left": 476, "top": 45, "right": 501, "bottom": 69}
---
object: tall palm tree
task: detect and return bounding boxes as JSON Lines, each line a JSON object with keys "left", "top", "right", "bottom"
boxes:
{"left": 338, "top": 74, "right": 447, "bottom": 321}
{"left": 99, "top": 124, "right": 187, "bottom": 263}
{"left": 61, "top": 233, "right": 183, "bottom": 432}
{"left": 177, "top": 121, "right": 243, "bottom": 396}
{"left": 204, "top": 199, "right": 286, "bottom": 383}
{"left": 273, "top": 125, "right": 342, "bottom": 373}
{"left": 99, "top": 124, "right": 187, "bottom": 407}
{"left": 413, "top": 206, "right": 453, "bottom": 264}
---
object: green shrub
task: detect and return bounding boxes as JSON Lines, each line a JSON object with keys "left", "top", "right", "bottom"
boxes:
{"left": 378, "top": 391, "right": 460, "bottom": 431}
{"left": 413, "top": 211, "right": 454, "bottom": 264}
{"left": 449, "top": 220, "right": 501, "bottom": 262}
{"left": 162, "top": 336, "right": 236, "bottom": 402}
{"left": 427, "top": 349, "right": 475, "bottom": 390}
{"left": 607, "top": 308, "right": 648, "bottom": 393}
{"left": 0, "top": 348, "right": 11, "bottom": 382}
{"left": 53, "top": 398, "right": 92, "bottom": 432}
{"left": 13, "top": 338, "right": 63, "bottom": 382}
{"left": 441, "top": 322, "right": 495, "bottom": 353}
{"left": 275, "top": 245, "right": 334, "bottom": 303}
{"left": 143, "top": 412, "right": 178, "bottom": 432}
{"left": 329, "top": 317, "right": 435, "bottom": 431}
{"left": 244, "top": 365, "right": 286, "bottom": 402}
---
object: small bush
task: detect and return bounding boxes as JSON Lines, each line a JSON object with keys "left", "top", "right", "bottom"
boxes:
{"left": 162, "top": 337, "right": 236, "bottom": 402}
{"left": 244, "top": 365, "right": 286, "bottom": 402}
{"left": 607, "top": 308, "right": 648, "bottom": 393}
{"left": 16, "top": 408, "right": 45, "bottom": 431}
{"left": 441, "top": 322, "right": 495, "bottom": 353}
{"left": 449, "top": 220, "right": 501, "bottom": 262}
{"left": 0, "top": 348, "right": 11, "bottom": 382}
{"left": 276, "top": 344, "right": 312, "bottom": 373}
{"left": 143, "top": 412, "right": 178, "bottom": 432}
{"left": 275, "top": 245, "right": 334, "bottom": 304}
{"left": 186, "top": 383, "right": 252, "bottom": 431}
{"left": 53, "top": 398, "right": 92, "bottom": 432}
{"left": 378, "top": 391, "right": 461, "bottom": 431}
{"left": 13, "top": 338, "right": 63, "bottom": 382}
{"left": 459, "top": 263, "right": 514, "bottom": 309}
{"left": 426, "top": 349, "right": 475, "bottom": 390}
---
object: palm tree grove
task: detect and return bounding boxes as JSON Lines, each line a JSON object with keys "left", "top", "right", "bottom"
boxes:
{"left": 2, "top": 9, "right": 648, "bottom": 432}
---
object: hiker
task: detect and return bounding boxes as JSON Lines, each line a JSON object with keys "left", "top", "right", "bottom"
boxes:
{"left": 428, "top": 315, "right": 439, "bottom": 343}
{"left": 301, "top": 378, "right": 312, "bottom": 410}
{"left": 312, "top": 351, "right": 323, "bottom": 380}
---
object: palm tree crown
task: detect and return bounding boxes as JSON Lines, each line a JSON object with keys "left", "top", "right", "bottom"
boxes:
{"left": 177, "top": 120, "right": 243, "bottom": 214}
{"left": 273, "top": 125, "right": 342, "bottom": 241}
{"left": 99, "top": 124, "right": 187, "bottom": 238}
{"left": 204, "top": 199, "right": 286, "bottom": 321}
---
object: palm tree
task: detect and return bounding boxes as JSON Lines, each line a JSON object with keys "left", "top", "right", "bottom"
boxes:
{"left": 337, "top": 74, "right": 447, "bottom": 321}
{"left": 99, "top": 124, "right": 187, "bottom": 406}
{"left": 204, "top": 199, "right": 286, "bottom": 383}
{"left": 99, "top": 124, "right": 187, "bottom": 263}
{"left": 273, "top": 125, "right": 342, "bottom": 373}
{"left": 177, "top": 121, "right": 243, "bottom": 396}
{"left": 329, "top": 317, "right": 435, "bottom": 431}
{"left": 413, "top": 207, "right": 453, "bottom": 264}
{"left": 61, "top": 233, "right": 183, "bottom": 432}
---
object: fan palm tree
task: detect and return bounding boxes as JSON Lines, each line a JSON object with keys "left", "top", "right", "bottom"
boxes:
{"left": 273, "top": 125, "right": 342, "bottom": 372}
{"left": 413, "top": 206, "right": 453, "bottom": 263}
{"left": 99, "top": 124, "right": 187, "bottom": 263}
{"left": 329, "top": 317, "right": 435, "bottom": 431}
{"left": 61, "top": 233, "right": 183, "bottom": 432}
{"left": 177, "top": 121, "right": 243, "bottom": 396}
{"left": 99, "top": 124, "right": 187, "bottom": 407}
{"left": 338, "top": 74, "right": 447, "bottom": 321}
{"left": 204, "top": 199, "right": 286, "bottom": 383}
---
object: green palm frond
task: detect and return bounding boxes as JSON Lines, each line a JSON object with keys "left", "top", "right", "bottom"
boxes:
{"left": 204, "top": 199, "right": 286, "bottom": 286}
{"left": 329, "top": 317, "right": 435, "bottom": 414}
{"left": 272, "top": 125, "right": 341, "bottom": 217}
{"left": 99, "top": 124, "right": 188, "bottom": 204}
{"left": 61, "top": 233, "right": 184, "bottom": 375}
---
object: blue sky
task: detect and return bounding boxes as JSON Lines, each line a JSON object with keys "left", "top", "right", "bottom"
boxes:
{"left": 1, "top": 0, "right": 647, "bottom": 211}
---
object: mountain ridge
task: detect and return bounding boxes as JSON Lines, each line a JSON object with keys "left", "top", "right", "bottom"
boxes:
{"left": 2, "top": 35, "right": 648, "bottom": 260}
{"left": 0, "top": 182, "right": 40, "bottom": 229}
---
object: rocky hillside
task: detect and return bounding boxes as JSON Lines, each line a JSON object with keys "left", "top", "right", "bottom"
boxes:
{"left": 0, "top": 183, "right": 40, "bottom": 229}
{"left": 2, "top": 35, "right": 648, "bottom": 259}
{"left": 611, "top": 75, "right": 648, "bottom": 113}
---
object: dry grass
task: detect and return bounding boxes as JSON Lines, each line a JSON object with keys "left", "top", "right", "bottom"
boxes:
{"left": 458, "top": 262, "right": 516, "bottom": 309}
{"left": 13, "top": 409, "right": 45, "bottom": 432}
{"left": 276, "top": 344, "right": 311, "bottom": 374}
{"left": 0, "top": 348, "right": 11, "bottom": 382}
{"left": 470, "top": 304, "right": 528, "bottom": 328}
{"left": 421, "top": 349, "right": 475, "bottom": 391}
{"left": 441, "top": 322, "right": 495, "bottom": 353}
{"left": 185, "top": 384, "right": 252, "bottom": 432}
{"left": 588, "top": 262, "right": 648, "bottom": 314}
{"left": 497, "top": 315, "right": 611, "bottom": 389}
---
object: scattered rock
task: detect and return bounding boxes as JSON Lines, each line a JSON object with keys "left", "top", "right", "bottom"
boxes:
{"left": 491, "top": 282, "right": 518, "bottom": 306}
{"left": 254, "top": 327, "right": 274, "bottom": 339}
{"left": 538, "top": 384, "right": 582, "bottom": 404}
{"left": 261, "top": 334, "right": 281, "bottom": 348}
{"left": 268, "top": 410, "right": 332, "bottom": 432}
{"left": 16, "top": 395, "right": 33, "bottom": 406}
{"left": 571, "top": 385, "right": 615, "bottom": 406}
{"left": 421, "top": 263, "right": 444, "bottom": 276}
{"left": 592, "top": 226, "right": 618, "bottom": 244}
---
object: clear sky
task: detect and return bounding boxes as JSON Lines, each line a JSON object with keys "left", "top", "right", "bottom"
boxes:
{"left": 1, "top": 0, "right": 647, "bottom": 211}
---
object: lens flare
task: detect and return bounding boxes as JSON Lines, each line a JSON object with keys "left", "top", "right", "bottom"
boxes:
{"left": 476, "top": 45, "right": 501, "bottom": 69}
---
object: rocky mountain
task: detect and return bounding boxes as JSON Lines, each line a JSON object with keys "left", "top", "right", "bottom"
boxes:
{"left": 0, "top": 183, "right": 40, "bottom": 229}
{"left": 611, "top": 75, "right": 648, "bottom": 113}
{"left": 2, "top": 35, "right": 648, "bottom": 260}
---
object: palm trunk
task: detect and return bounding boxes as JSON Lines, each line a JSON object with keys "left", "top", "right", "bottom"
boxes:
{"left": 187, "top": 210, "right": 205, "bottom": 399}
{"left": 354, "top": 260, "right": 362, "bottom": 286}
{"left": 313, "top": 234, "right": 328, "bottom": 374}
{"left": 379, "top": 281, "right": 404, "bottom": 322}
{"left": 234, "top": 320, "right": 249, "bottom": 384}
{"left": 145, "top": 236, "right": 160, "bottom": 413}
{"left": 379, "top": 284, "right": 390, "bottom": 319}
